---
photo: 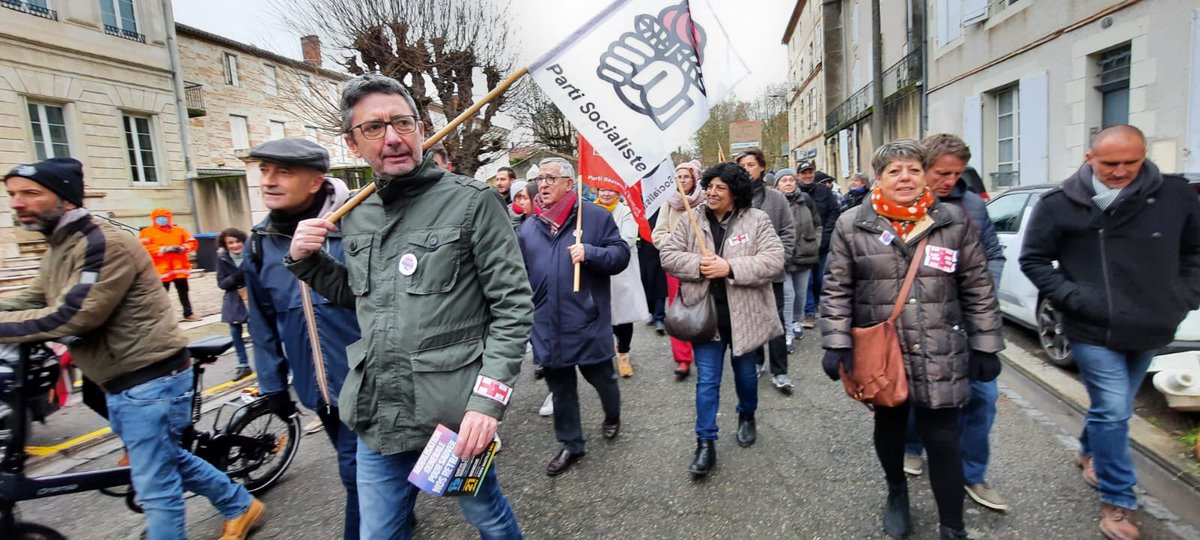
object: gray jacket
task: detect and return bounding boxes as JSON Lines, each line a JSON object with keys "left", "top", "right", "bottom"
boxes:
{"left": 751, "top": 180, "right": 794, "bottom": 283}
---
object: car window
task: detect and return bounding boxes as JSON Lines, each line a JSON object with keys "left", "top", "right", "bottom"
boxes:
{"left": 986, "top": 193, "right": 1029, "bottom": 234}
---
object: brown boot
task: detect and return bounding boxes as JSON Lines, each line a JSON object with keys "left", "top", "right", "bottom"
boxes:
{"left": 1076, "top": 453, "right": 1099, "bottom": 488}
{"left": 220, "top": 498, "right": 266, "bottom": 540}
{"left": 616, "top": 353, "right": 633, "bottom": 378}
{"left": 1099, "top": 503, "right": 1140, "bottom": 540}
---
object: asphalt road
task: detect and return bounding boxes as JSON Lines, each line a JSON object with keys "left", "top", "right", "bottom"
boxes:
{"left": 16, "top": 324, "right": 1200, "bottom": 539}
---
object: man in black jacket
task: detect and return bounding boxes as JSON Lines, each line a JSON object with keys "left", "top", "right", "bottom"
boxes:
{"left": 796, "top": 161, "right": 841, "bottom": 328}
{"left": 1020, "top": 125, "right": 1200, "bottom": 540}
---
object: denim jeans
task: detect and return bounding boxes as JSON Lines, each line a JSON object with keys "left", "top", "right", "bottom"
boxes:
{"left": 904, "top": 379, "right": 998, "bottom": 485}
{"left": 804, "top": 252, "right": 828, "bottom": 317}
{"left": 356, "top": 442, "right": 522, "bottom": 540}
{"left": 106, "top": 368, "right": 252, "bottom": 540}
{"left": 229, "top": 322, "right": 249, "bottom": 367}
{"left": 692, "top": 336, "right": 759, "bottom": 440}
{"left": 1072, "top": 343, "right": 1155, "bottom": 510}
{"left": 781, "top": 268, "right": 812, "bottom": 339}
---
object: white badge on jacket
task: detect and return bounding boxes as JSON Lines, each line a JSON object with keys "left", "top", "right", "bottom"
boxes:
{"left": 923, "top": 245, "right": 958, "bottom": 273}
{"left": 399, "top": 253, "right": 418, "bottom": 276}
{"left": 728, "top": 233, "right": 749, "bottom": 247}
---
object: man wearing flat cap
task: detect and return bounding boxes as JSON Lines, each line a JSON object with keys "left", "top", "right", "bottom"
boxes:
{"left": 0, "top": 158, "right": 265, "bottom": 538}
{"left": 241, "top": 138, "right": 362, "bottom": 539}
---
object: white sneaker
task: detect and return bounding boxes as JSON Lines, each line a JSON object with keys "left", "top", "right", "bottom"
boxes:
{"left": 304, "top": 416, "right": 324, "bottom": 434}
{"left": 793, "top": 322, "right": 803, "bottom": 334}
{"left": 539, "top": 393, "right": 554, "bottom": 417}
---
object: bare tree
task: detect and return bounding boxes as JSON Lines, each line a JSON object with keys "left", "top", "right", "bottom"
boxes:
{"left": 691, "top": 84, "right": 790, "bottom": 168}
{"left": 273, "top": 0, "right": 518, "bottom": 176}
{"left": 509, "top": 81, "right": 576, "bottom": 156}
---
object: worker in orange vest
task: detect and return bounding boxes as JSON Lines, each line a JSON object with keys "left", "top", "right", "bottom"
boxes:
{"left": 139, "top": 208, "right": 200, "bottom": 321}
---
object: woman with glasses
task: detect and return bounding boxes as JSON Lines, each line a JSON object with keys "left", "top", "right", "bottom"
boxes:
{"left": 652, "top": 160, "right": 705, "bottom": 379}
{"left": 659, "top": 162, "right": 784, "bottom": 478}
{"left": 819, "top": 140, "right": 1002, "bottom": 540}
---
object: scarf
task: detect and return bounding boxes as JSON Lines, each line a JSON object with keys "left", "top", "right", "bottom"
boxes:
{"left": 268, "top": 182, "right": 328, "bottom": 236}
{"left": 511, "top": 201, "right": 526, "bottom": 215}
{"left": 595, "top": 198, "right": 619, "bottom": 213}
{"left": 871, "top": 186, "right": 934, "bottom": 239}
{"left": 534, "top": 190, "right": 578, "bottom": 235}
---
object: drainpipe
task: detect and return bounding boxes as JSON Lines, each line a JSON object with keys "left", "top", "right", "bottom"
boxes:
{"left": 869, "top": 0, "right": 884, "bottom": 146}
{"left": 161, "top": 0, "right": 201, "bottom": 232}
{"left": 915, "top": 0, "right": 928, "bottom": 137}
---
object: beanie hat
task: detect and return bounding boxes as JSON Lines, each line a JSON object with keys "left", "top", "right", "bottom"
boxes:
{"left": 4, "top": 157, "right": 85, "bottom": 207}
{"left": 764, "top": 171, "right": 777, "bottom": 187}
{"left": 510, "top": 180, "right": 528, "bottom": 197}
{"left": 775, "top": 167, "right": 796, "bottom": 180}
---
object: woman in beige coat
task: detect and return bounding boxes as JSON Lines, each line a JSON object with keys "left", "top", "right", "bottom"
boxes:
{"left": 660, "top": 162, "right": 784, "bottom": 478}
{"left": 653, "top": 160, "right": 705, "bottom": 378}
{"left": 819, "top": 140, "right": 1003, "bottom": 540}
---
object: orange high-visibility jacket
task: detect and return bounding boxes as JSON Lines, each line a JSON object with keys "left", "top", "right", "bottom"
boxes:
{"left": 138, "top": 208, "right": 197, "bottom": 282}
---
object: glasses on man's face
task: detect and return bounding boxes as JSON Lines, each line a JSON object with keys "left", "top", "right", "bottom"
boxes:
{"left": 535, "top": 175, "right": 571, "bottom": 184}
{"left": 349, "top": 115, "right": 419, "bottom": 140}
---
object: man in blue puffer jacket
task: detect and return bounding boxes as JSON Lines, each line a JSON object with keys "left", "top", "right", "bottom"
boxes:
{"left": 518, "top": 157, "right": 630, "bottom": 477}
{"left": 903, "top": 134, "right": 1008, "bottom": 514}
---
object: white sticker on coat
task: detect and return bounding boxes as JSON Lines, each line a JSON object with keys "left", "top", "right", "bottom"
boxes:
{"left": 728, "top": 233, "right": 749, "bottom": 247}
{"left": 398, "top": 253, "right": 418, "bottom": 276}
{"left": 473, "top": 375, "right": 512, "bottom": 406}
{"left": 923, "top": 245, "right": 958, "bottom": 273}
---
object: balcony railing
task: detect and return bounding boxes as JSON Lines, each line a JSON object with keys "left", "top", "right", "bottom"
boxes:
{"left": 184, "top": 83, "right": 206, "bottom": 118}
{"left": 1, "top": 0, "right": 57, "bottom": 20}
{"left": 825, "top": 47, "right": 923, "bottom": 133}
{"left": 104, "top": 24, "right": 145, "bottom": 43}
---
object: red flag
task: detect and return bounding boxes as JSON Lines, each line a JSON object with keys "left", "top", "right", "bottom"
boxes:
{"left": 578, "top": 135, "right": 654, "bottom": 242}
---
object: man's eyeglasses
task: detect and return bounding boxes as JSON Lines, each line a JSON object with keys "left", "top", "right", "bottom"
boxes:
{"left": 348, "top": 116, "right": 419, "bottom": 140}
{"left": 535, "top": 175, "right": 572, "bottom": 184}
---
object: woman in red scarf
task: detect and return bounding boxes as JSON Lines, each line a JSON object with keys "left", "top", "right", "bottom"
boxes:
{"left": 817, "top": 140, "right": 1003, "bottom": 540}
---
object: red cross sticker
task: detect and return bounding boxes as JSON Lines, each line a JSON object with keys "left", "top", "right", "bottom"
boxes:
{"left": 923, "top": 245, "right": 959, "bottom": 273}
{"left": 474, "top": 376, "right": 512, "bottom": 406}
{"left": 728, "top": 234, "right": 749, "bottom": 247}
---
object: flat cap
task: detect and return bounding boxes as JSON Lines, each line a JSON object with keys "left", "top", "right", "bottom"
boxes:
{"left": 249, "top": 137, "right": 329, "bottom": 172}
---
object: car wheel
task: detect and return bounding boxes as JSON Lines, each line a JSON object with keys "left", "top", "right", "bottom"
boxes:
{"left": 1037, "top": 298, "right": 1073, "bottom": 367}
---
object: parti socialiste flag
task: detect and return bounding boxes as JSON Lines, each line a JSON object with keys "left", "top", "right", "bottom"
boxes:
{"left": 578, "top": 135, "right": 676, "bottom": 243}
{"left": 530, "top": 0, "right": 749, "bottom": 186}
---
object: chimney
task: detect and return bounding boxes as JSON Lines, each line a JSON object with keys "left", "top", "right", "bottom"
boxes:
{"left": 301, "top": 35, "right": 322, "bottom": 67}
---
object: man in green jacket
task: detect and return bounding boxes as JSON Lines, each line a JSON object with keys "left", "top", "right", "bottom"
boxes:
{"left": 1, "top": 158, "right": 264, "bottom": 539}
{"left": 286, "top": 74, "right": 533, "bottom": 538}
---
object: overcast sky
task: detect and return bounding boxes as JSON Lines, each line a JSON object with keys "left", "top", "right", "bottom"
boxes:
{"left": 171, "top": 0, "right": 791, "bottom": 100}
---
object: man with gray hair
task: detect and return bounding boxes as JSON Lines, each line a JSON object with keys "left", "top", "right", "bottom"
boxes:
{"left": 517, "top": 156, "right": 629, "bottom": 476}
{"left": 285, "top": 73, "right": 534, "bottom": 538}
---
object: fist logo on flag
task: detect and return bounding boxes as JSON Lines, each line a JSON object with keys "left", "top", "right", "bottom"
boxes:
{"left": 596, "top": 1, "right": 708, "bottom": 130}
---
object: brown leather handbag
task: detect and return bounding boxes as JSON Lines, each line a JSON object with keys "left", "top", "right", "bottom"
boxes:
{"left": 840, "top": 237, "right": 928, "bottom": 407}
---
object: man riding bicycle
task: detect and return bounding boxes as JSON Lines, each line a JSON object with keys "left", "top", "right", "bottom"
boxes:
{"left": 0, "top": 158, "right": 265, "bottom": 540}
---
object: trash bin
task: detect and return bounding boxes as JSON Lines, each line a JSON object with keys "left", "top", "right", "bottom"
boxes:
{"left": 194, "top": 232, "right": 219, "bottom": 272}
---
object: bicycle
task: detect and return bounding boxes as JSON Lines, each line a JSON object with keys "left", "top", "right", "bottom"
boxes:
{"left": 0, "top": 336, "right": 302, "bottom": 539}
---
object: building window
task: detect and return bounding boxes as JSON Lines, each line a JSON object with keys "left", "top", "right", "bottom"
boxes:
{"left": 28, "top": 102, "right": 69, "bottom": 160}
{"left": 123, "top": 115, "right": 158, "bottom": 184}
{"left": 224, "top": 53, "right": 239, "bottom": 86}
{"left": 304, "top": 125, "right": 319, "bottom": 144}
{"left": 1095, "top": 44, "right": 1131, "bottom": 129}
{"left": 994, "top": 85, "right": 1019, "bottom": 188}
{"left": 269, "top": 120, "right": 285, "bottom": 140}
{"left": 100, "top": 0, "right": 141, "bottom": 42}
{"left": 4, "top": 0, "right": 56, "bottom": 20}
{"left": 263, "top": 64, "right": 277, "bottom": 96}
{"left": 230, "top": 114, "right": 249, "bottom": 149}
{"left": 937, "top": 0, "right": 963, "bottom": 46}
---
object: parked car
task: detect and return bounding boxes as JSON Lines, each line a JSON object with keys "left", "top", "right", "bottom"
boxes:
{"left": 985, "top": 174, "right": 1200, "bottom": 367}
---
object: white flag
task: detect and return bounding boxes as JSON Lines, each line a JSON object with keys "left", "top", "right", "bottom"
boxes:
{"left": 530, "top": 0, "right": 748, "bottom": 185}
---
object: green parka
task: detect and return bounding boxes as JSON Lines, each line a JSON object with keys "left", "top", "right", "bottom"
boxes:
{"left": 287, "top": 156, "right": 534, "bottom": 455}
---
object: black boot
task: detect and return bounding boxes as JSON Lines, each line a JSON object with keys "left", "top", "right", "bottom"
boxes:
{"left": 882, "top": 481, "right": 911, "bottom": 539}
{"left": 736, "top": 413, "right": 757, "bottom": 447}
{"left": 939, "top": 525, "right": 969, "bottom": 539}
{"left": 688, "top": 439, "right": 715, "bottom": 477}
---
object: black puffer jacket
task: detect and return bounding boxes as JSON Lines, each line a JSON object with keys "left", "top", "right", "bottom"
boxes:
{"left": 820, "top": 202, "right": 1004, "bottom": 409}
{"left": 1020, "top": 160, "right": 1200, "bottom": 350}
{"left": 800, "top": 180, "right": 841, "bottom": 253}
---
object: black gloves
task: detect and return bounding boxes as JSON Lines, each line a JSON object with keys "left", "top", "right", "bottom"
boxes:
{"left": 969, "top": 350, "right": 1001, "bottom": 382}
{"left": 266, "top": 392, "right": 297, "bottom": 419}
{"left": 822, "top": 349, "right": 853, "bottom": 381}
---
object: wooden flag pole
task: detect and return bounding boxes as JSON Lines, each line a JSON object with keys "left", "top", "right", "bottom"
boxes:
{"left": 326, "top": 66, "right": 530, "bottom": 223}
{"left": 573, "top": 174, "right": 584, "bottom": 292}
{"left": 676, "top": 173, "right": 709, "bottom": 258}
{"left": 718, "top": 146, "right": 726, "bottom": 163}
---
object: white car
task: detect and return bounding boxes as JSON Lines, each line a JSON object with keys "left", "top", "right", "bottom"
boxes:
{"left": 985, "top": 176, "right": 1200, "bottom": 367}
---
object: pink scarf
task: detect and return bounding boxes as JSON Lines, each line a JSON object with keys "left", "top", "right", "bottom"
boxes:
{"left": 533, "top": 190, "right": 578, "bottom": 235}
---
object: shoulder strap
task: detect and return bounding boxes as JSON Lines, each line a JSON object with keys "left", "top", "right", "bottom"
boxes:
{"left": 250, "top": 232, "right": 264, "bottom": 273}
{"left": 889, "top": 236, "right": 929, "bottom": 322}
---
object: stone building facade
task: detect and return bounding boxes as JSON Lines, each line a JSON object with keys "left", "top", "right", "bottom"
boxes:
{"left": 0, "top": 0, "right": 190, "bottom": 258}
{"left": 783, "top": 0, "right": 828, "bottom": 171}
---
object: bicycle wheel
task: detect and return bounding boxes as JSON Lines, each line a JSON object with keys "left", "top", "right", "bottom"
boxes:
{"left": 9, "top": 522, "right": 67, "bottom": 540}
{"left": 219, "top": 407, "right": 300, "bottom": 493}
